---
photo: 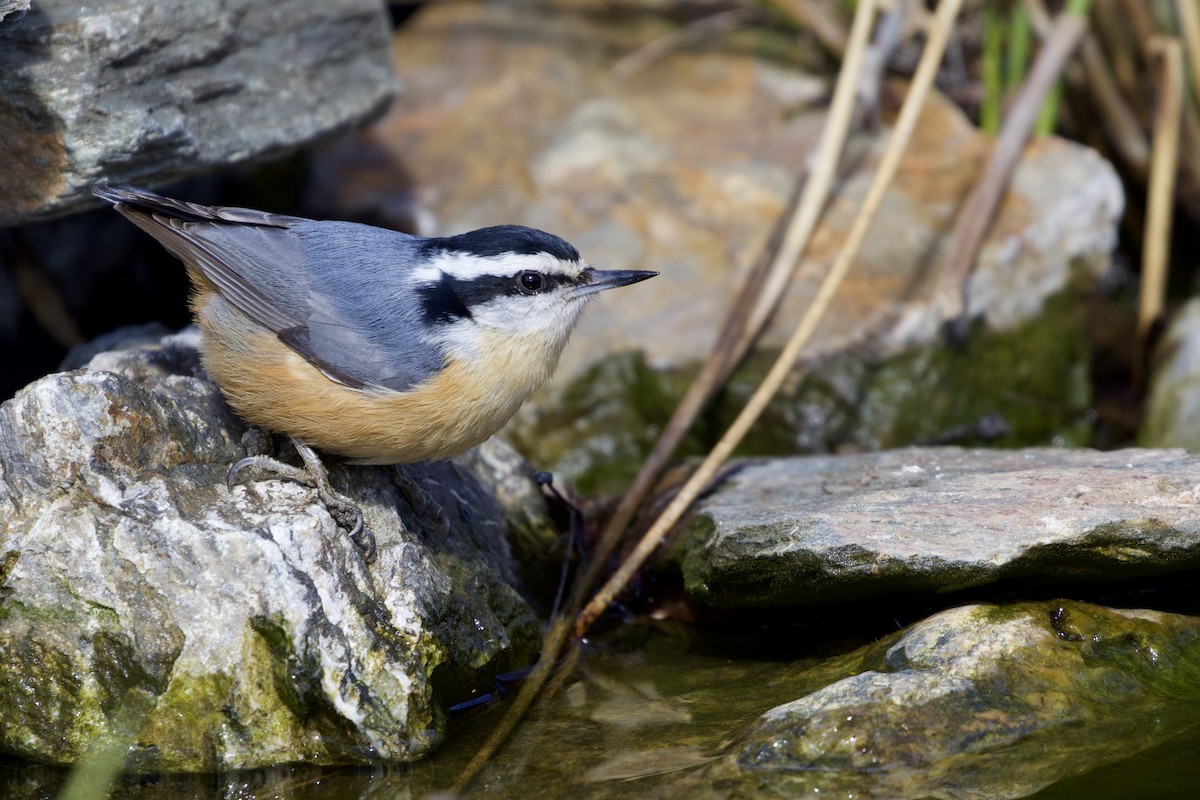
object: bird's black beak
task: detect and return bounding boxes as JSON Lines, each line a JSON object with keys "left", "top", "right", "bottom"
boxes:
{"left": 576, "top": 268, "right": 658, "bottom": 297}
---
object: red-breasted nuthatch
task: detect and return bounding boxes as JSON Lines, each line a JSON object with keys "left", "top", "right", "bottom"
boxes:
{"left": 93, "top": 185, "right": 656, "bottom": 558}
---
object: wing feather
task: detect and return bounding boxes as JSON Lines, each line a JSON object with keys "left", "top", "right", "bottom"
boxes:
{"left": 94, "top": 185, "right": 443, "bottom": 392}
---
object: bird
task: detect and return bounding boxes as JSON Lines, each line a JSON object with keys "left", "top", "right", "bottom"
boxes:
{"left": 93, "top": 184, "right": 657, "bottom": 559}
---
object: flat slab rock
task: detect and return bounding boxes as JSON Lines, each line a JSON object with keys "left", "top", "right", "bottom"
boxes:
{"left": 682, "top": 448, "right": 1200, "bottom": 608}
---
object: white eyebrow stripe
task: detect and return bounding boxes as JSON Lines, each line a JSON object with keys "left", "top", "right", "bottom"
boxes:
{"left": 419, "top": 250, "right": 584, "bottom": 282}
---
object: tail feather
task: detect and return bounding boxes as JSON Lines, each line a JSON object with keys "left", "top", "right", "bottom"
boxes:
{"left": 92, "top": 184, "right": 301, "bottom": 228}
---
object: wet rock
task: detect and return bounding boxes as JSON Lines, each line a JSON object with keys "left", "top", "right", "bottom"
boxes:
{"left": 702, "top": 601, "right": 1200, "bottom": 800}
{"left": 1141, "top": 297, "right": 1200, "bottom": 450}
{"left": 327, "top": 2, "right": 1120, "bottom": 488}
{"left": 456, "top": 438, "right": 563, "bottom": 600}
{"left": 681, "top": 447, "right": 1200, "bottom": 608}
{"left": 0, "top": 329, "right": 543, "bottom": 770}
{"left": 0, "top": 0, "right": 394, "bottom": 224}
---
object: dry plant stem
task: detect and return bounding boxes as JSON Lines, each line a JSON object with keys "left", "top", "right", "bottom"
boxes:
{"left": 453, "top": 5, "right": 902, "bottom": 788}
{"left": 1024, "top": 0, "right": 1148, "bottom": 174}
{"left": 453, "top": 2, "right": 939, "bottom": 789}
{"left": 567, "top": 195, "right": 783, "bottom": 607}
{"left": 942, "top": 6, "right": 1091, "bottom": 317}
{"left": 1177, "top": 0, "right": 1200, "bottom": 109}
{"left": 450, "top": 616, "right": 573, "bottom": 793}
{"left": 10, "top": 240, "right": 86, "bottom": 348}
{"left": 737, "top": 1, "right": 914, "bottom": 365}
{"left": 451, "top": 9, "right": 881, "bottom": 782}
{"left": 1091, "top": 0, "right": 1138, "bottom": 90}
{"left": 612, "top": 7, "right": 748, "bottom": 78}
{"left": 732, "top": 0, "right": 907, "bottom": 397}
{"left": 1177, "top": 107, "right": 1200, "bottom": 201}
{"left": 1115, "top": 0, "right": 1200, "bottom": 208}
{"left": 1076, "top": 32, "right": 1151, "bottom": 173}
{"left": 571, "top": 0, "right": 883, "bottom": 608}
{"left": 576, "top": 0, "right": 967, "bottom": 638}
{"left": 1136, "top": 37, "right": 1183, "bottom": 349}
{"left": 1115, "top": 0, "right": 1157, "bottom": 47}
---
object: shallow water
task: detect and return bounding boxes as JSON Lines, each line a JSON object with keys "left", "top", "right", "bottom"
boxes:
{"left": 4, "top": 612, "right": 1200, "bottom": 800}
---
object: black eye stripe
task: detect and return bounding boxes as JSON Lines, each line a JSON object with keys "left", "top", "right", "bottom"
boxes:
{"left": 416, "top": 274, "right": 475, "bottom": 324}
{"left": 416, "top": 271, "right": 576, "bottom": 324}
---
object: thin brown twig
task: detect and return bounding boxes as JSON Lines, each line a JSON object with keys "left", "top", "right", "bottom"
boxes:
{"left": 1115, "top": 0, "right": 1157, "bottom": 46}
{"left": 450, "top": 6, "right": 882, "bottom": 789}
{"left": 736, "top": 1, "right": 913, "bottom": 367}
{"left": 1091, "top": 0, "right": 1139, "bottom": 91}
{"left": 1116, "top": 0, "right": 1200, "bottom": 215}
{"left": 450, "top": 616, "right": 572, "bottom": 793}
{"left": 576, "top": 0, "right": 967, "bottom": 639}
{"left": 942, "top": 4, "right": 1091, "bottom": 324}
{"left": 1028, "top": 0, "right": 1150, "bottom": 175}
{"left": 1135, "top": 37, "right": 1183, "bottom": 358}
{"left": 450, "top": 4, "right": 921, "bottom": 789}
{"left": 1074, "top": 31, "right": 1151, "bottom": 173}
{"left": 570, "top": 0, "right": 889, "bottom": 612}
{"left": 1176, "top": 99, "right": 1200, "bottom": 206}
{"left": 612, "top": 7, "right": 751, "bottom": 79}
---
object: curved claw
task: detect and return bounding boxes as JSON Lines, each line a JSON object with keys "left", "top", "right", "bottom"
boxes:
{"left": 355, "top": 527, "right": 378, "bottom": 563}
{"left": 346, "top": 509, "right": 364, "bottom": 540}
{"left": 334, "top": 506, "right": 375, "bottom": 562}
{"left": 226, "top": 456, "right": 258, "bottom": 490}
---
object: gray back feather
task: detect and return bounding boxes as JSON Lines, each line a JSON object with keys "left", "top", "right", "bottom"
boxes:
{"left": 100, "top": 187, "right": 444, "bottom": 392}
{"left": 288, "top": 222, "right": 445, "bottom": 390}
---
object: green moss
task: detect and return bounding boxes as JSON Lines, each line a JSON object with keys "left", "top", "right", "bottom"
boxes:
{"left": 130, "top": 622, "right": 343, "bottom": 772}
{"left": 796, "top": 287, "right": 1094, "bottom": 451}
{"left": 249, "top": 615, "right": 313, "bottom": 719}
{"left": 508, "top": 351, "right": 796, "bottom": 495}
{"left": 0, "top": 603, "right": 173, "bottom": 766}
{"left": 0, "top": 636, "right": 104, "bottom": 764}
{"left": 0, "top": 550, "right": 18, "bottom": 603}
{"left": 1042, "top": 602, "right": 1200, "bottom": 700}
{"left": 90, "top": 631, "right": 166, "bottom": 717}
{"left": 710, "top": 601, "right": 1200, "bottom": 798}
{"left": 994, "top": 519, "right": 1200, "bottom": 586}
{"left": 134, "top": 669, "right": 238, "bottom": 771}
{"left": 0, "top": 599, "right": 108, "bottom": 627}
{"left": 0, "top": 613, "right": 412, "bottom": 773}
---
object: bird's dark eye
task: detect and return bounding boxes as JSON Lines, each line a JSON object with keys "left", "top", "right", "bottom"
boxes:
{"left": 517, "top": 270, "right": 545, "bottom": 293}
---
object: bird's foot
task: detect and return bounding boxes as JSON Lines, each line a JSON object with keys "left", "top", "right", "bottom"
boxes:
{"left": 228, "top": 437, "right": 376, "bottom": 561}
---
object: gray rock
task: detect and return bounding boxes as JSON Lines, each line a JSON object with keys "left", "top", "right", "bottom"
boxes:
{"left": 682, "top": 447, "right": 1200, "bottom": 608}
{"left": 457, "top": 437, "right": 563, "bottom": 600}
{"left": 0, "top": 329, "right": 543, "bottom": 770}
{"left": 0, "top": 0, "right": 394, "bottom": 225}
{"left": 0, "top": 0, "right": 30, "bottom": 31}
{"left": 1141, "top": 297, "right": 1200, "bottom": 450}
{"left": 703, "top": 601, "right": 1200, "bottom": 800}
